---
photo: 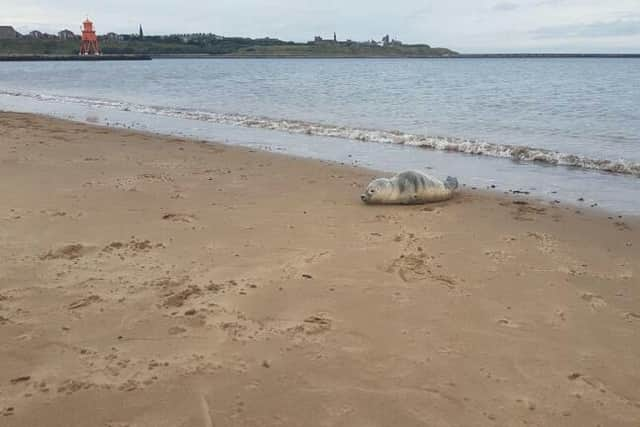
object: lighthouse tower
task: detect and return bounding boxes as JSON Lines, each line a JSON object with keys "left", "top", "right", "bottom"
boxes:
{"left": 79, "top": 18, "right": 100, "bottom": 55}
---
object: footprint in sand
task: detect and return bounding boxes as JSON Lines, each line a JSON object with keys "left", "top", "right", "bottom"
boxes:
{"left": 580, "top": 292, "right": 607, "bottom": 311}
{"left": 389, "top": 252, "right": 458, "bottom": 289}
{"left": 219, "top": 321, "right": 249, "bottom": 340}
{"left": 483, "top": 249, "right": 514, "bottom": 264}
{"left": 275, "top": 313, "right": 334, "bottom": 343}
{"left": 218, "top": 315, "right": 266, "bottom": 342}
{"left": 430, "top": 273, "right": 458, "bottom": 289}
{"left": 501, "top": 235, "right": 518, "bottom": 243}
{"left": 9, "top": 376, "right": 31, "bottom": 385}
{"left": 558, "top": 264, "right": 588, "bottom": 277}
{"left": 137, "top": 173, "right": 174, "bottom": 184}
{"left": 388, "top": 252, "right": 430, "bottom": 281}
{"left": 40, "top": 243, "right": 95, "bottom": 260}
{"left": 552, "top": 309, "right": 567, "bottom": 325}
{"left": 515, "top": 398, "right": 537, "bottom": 411}
{"left": 301, "top": 314, "right": 332, "bottom": 334}
{"left": 496, "top": 318, "right": 521, "bottom": 328}
{"left": 303, "top": 251, "right": 331, "bottom": 264}
{"left": 146, "top": 276, "right": 190, "bottom": 289}
{"left": 511, "top": 201, "right": 547, "bottom": 221}
{"left": 68, "top": 295, "right": 102, "bottom": 310}
{"left": 40, "top": 209, "right": 67, "bottom": 217}
{"left": 57, "top": 379, "right": 95, "bottom": 395}
{"left": 526, "top": 232, "right": 559, "bottom": 254}
{"left": 162, "top": 285, "right": 202, "bottom": 308}
{"left": 162, "top": 213, "right": 197, "bottom": 223}
{"left": 168, "top": 326, "right": 187, "bottom": 335}
{"left": 102, "top": 239, "right": 164, "bottom": 257}
{"left": 118, "top": 379, "right": 140, "bottom": 392}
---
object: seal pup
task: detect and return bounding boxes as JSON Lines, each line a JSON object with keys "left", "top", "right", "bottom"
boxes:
{"left": 361, "top": 171, "right": 458, "bottom": 205}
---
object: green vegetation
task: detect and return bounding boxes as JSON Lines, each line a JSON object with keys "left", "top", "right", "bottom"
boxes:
{"left": 0, "top": 35, "right": 457, "bottom": 57}
{"left": 101, "top": 36, "right": 297, "bottom": 55}
{"left": 232, "top": 43, "right": 456, "bottom": 57}
{"left": 0, "top": 39, "right": 79, "bottom": 55}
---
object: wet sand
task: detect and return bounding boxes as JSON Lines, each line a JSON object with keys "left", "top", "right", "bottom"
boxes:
{"left": 1, "top": 111, "right": 639, "bottom": 426}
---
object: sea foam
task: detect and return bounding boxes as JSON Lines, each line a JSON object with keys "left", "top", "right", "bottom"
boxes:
{"left": 3, "top": 89, "right": 639, "bottom": 178}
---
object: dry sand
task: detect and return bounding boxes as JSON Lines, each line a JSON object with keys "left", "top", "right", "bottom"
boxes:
{"left": 0, "top": 111, "right": 639, "bottom": 427}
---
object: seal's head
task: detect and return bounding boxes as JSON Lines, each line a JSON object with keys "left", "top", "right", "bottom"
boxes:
{"left": 361, "top": 178, "right": 393, "bottom": 204}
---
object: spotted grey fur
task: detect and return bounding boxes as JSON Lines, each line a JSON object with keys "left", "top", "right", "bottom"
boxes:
{"left": 361, "top": 170, "right": 459, "bottom": 205}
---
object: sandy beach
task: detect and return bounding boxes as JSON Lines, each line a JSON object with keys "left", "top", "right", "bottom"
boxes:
{"left": 1, "top": 111, "right": 639, "bottom": 426}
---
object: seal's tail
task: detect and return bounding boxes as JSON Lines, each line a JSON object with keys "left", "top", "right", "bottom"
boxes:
{"left": 444, "top": 176, "right": 459, "bottom": 191}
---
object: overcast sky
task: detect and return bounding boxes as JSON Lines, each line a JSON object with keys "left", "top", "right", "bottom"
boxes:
{"left": 4, "top": 0, "right": 640, "bottom": 52}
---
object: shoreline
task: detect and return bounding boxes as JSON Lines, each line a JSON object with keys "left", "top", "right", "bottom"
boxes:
{"left": 1, "top": 112, "right": 639, "bottom": 426}
{"left": 3, "top": 104, "right": 639, "bottom": 217}
{"left": 3, "top": 87, "right": 639, "bottom": 186}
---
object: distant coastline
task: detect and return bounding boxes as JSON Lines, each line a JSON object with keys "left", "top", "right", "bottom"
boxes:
{"left": 0, "top": 35, "right": 457, "bottom": 58}
{"left": 2, "top": 53, "right": 639, "bottom": 61}
{"left": 2, "top": 31, "right": 639, "bottom": 59}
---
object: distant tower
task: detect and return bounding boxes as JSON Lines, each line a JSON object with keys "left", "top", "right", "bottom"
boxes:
{"left": 79, "top": 18, "right": 100, "bottom": 55}
{"left": 333, "top": 32, "right": 337, "bottom": 42}
{"left": 139, "top": 24, "right": 143, "bottom": 39}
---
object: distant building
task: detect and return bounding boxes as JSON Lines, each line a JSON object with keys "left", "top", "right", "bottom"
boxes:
{"left": 103, "top": 32, "right": 119, "bottom": 40}
{"left": 28, "top": 30, "right": 44, "bottom": 39}
{"left": 139, "top": 24, "right": 143, "bottom": 39}
{"left": 58, "top": 29, "right": 76, "bottom": 40}
{"left": 0, "top": 26, "right": 18, "bottom": 39}
{"left": 382, "top": 34, "right": 390, "bottom": 46}
{"left": 313, "top": 34, "right": 338, "bottom": 44}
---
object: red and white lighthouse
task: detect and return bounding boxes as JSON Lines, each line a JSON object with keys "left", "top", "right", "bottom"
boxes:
{"left": 79, "top": 18, "right": 100, "bottom": 55}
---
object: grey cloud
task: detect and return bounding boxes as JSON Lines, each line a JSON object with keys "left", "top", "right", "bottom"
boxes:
{"left": 492, "top": 2, "right": 519, "bottom": 12}
{"left": 534, "top": 0, "right": 566, "bottom": 6}
{"left": 533, "top": 19, "right": 640, "bottom": 39}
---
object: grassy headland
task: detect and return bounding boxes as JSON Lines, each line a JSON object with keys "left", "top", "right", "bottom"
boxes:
{"left": 0, "top": 36, "right": 457, "bottom": 57}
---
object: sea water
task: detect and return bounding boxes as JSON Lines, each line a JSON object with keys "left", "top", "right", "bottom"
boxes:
{"left": 1, "top": 58, "right": 639, "bottom": 213}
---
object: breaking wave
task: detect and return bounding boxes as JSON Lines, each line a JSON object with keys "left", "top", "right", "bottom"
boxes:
{"left": 3, "top": 89, "right": 640, "bottom": 178}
